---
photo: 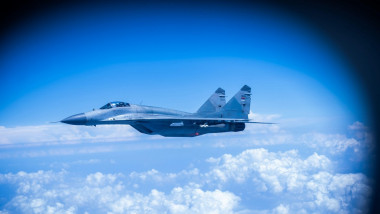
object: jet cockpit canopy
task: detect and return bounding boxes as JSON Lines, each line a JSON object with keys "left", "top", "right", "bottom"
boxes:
{"left": 100, "top": 101, "right": 130, "bottom": 109}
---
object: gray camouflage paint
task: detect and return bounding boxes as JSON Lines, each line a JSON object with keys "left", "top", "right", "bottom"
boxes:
{"left": 61, "top": 85, "right": 255, "bottom": 137}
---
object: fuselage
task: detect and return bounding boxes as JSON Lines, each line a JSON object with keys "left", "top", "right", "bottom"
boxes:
{"left": 86, "top": 104, "right": 190, "bottom": 125}
{"left": 62, "top": 104, "right": 245, "bottom": 137}
{"left": 61, "top": 85, "right": 253, "bottom": 137}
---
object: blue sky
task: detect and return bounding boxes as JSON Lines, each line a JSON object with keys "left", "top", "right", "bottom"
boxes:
{"left": 0, "top": 2, "right": 373, "bottom": 213}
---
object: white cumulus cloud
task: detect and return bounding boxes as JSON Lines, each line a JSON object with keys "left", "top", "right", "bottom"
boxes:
{"left": 204, "top": 148, "right": 370, "bottom": 213}
{"left": 0, "top": 171, "right": 239, "bottom": 214}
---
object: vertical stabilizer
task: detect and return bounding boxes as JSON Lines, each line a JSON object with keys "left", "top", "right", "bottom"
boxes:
{"left": 221, "top": 85, "right": 251, "bottom": 119}
{"left": 197, "top": 87, "right": 226, "bottom": 114}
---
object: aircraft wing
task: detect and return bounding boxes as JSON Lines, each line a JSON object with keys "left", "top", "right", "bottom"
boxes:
{"left": 134, "top": 118, "right": 275, "bottom": 124}
{"left": 106, "top": 115, "right": 275, "bottom": 124}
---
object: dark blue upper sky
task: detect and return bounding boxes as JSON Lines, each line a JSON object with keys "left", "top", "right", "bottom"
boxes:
{"left": 0, "top": 2, "right": 367, "bottom": 128}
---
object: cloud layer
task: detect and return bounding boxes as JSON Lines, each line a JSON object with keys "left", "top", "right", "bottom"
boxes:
{"left": 0, "top": 120, "right": 373, "bottom": 213}
{"left": 0, "top": 148, "right": 370, "bottom": 213}
{"left": 0, "top": 120, "right": 371, "bottom": 155}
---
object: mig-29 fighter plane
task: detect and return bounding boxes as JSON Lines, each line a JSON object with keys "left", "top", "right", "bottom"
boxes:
{"left": 61, "top": 85, "right": 272, "bottom": 137}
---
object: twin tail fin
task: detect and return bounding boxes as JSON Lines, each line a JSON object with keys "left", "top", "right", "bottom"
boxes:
{"left": 197, "top": 85, "right": 252, "bottom": 119}
{"left": 221, "top": 85, "right": 251, "bottom": 119}
{"left": 197, "top": 87, "right": 226, "bottom": 114}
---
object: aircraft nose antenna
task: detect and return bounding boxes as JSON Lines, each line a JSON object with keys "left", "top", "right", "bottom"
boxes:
{"left": 61, "top": 113, "right": 87, "bottom": 125}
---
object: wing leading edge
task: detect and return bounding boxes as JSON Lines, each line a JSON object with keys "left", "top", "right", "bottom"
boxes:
{"left": 108, "top": 116, "right": 275, "bottom": 124}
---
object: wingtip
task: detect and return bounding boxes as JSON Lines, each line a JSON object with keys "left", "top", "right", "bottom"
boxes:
{"left": 248, "top": 122, "right": 277, "bottom": 124}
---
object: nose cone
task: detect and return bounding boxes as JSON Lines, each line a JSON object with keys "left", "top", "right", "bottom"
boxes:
{"left": 61, "top": 113, "right": 87, "bottom": 125}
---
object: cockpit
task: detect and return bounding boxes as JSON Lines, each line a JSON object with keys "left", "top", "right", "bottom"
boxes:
{"left": 100, "top": 101, "right": 130, "bottom": 109}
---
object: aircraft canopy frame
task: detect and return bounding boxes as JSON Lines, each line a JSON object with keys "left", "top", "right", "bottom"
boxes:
{"left": 100, "top": 101, "right": 130, "bottom": 109}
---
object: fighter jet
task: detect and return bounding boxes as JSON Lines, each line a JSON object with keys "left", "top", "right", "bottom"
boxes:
{"left": 61, "top": 85, "right": 272, "bottom": 137}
